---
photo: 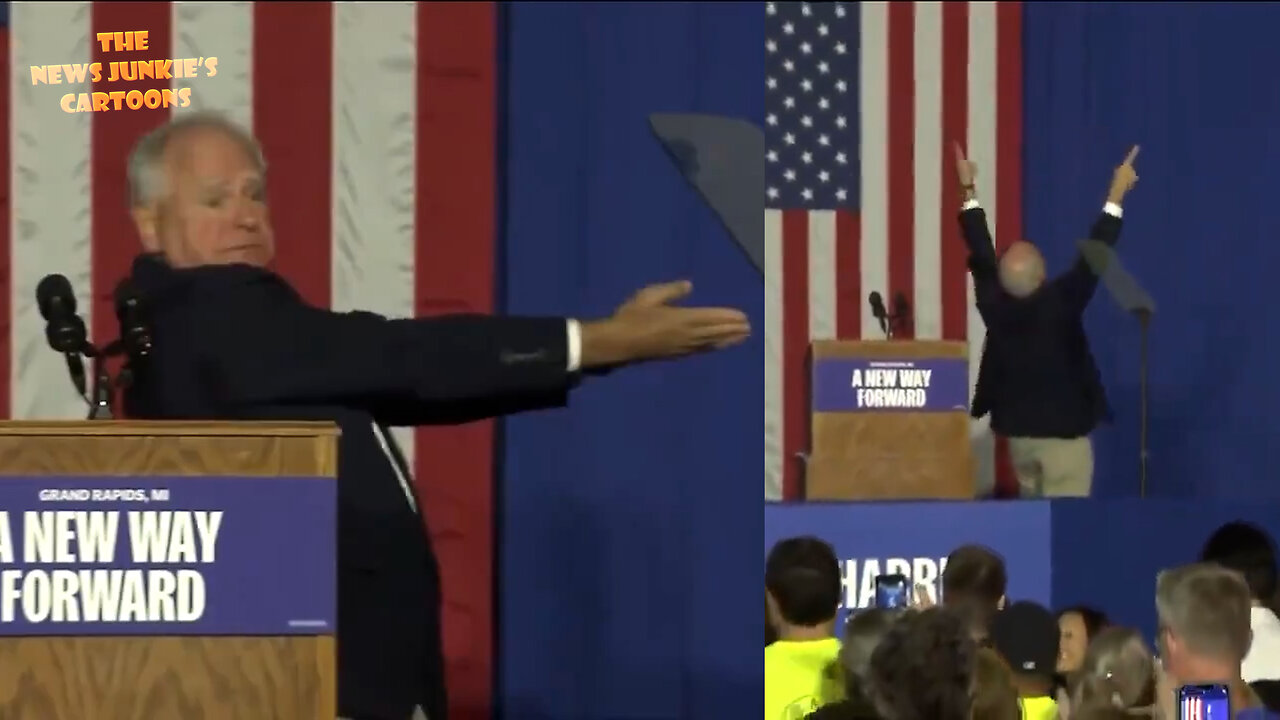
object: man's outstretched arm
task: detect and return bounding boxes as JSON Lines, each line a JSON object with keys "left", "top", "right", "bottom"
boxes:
{"left": 1057, "top": 145, "right": 1140, "bottom": 312}
{"left": 202, "top": 278, "right": 750, "bottom": 422}
{"left": 952, "top": 143, "right": 1001, "bottom": 307}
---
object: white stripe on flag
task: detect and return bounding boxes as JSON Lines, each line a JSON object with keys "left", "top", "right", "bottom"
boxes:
{"left": 764, "top": 209, "right": 784, "bottom": 500}
{"left": 858, "top": 0, "right": 889, "bottom": 342}
{"left": 11, "top": 2, "right": 94, "bottom": 420}
{"left": 808, "top": 210, "right": 837, "bottom": 342}
{"left": 332, "top": 2, "right": 420, "bottom": 468}
{"left": 912, "top": 1, "right": 943, "bottom": 341}
{"left": 968, "top": 1, "right": 1000, "bottom": 497}
{"left": 172, "top": 1, "right": 254, "bottom": 127}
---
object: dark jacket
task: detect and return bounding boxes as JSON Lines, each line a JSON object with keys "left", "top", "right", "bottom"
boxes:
{"left": 961, "top": 207, "right": 1122, "bottom": 439}
{"left": 123, "top": 253, "right": 576, "bottom": 720}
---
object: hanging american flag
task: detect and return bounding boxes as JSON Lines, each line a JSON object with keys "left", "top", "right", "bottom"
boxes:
{"left": 1, "top": 2, "right": 495, "bottom": 717}
{"left": 764, "top": 0, "right": 1025, "bottom": 501}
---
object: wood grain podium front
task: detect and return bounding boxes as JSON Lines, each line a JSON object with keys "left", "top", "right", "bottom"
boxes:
{"left": 0, "top": 421, "right": 338, "bottom": 720}
{"left": 807, "top": 340, "right": 975, "bottom": 500}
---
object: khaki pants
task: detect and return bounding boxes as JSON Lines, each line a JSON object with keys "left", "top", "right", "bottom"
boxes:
{"left": 339, "top": 708, "right": 428, "bottom": 720}
{"left": 1006, "top": 435, "right": 1094, "bottom": 498}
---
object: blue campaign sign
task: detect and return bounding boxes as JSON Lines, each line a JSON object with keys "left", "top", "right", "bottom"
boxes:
{"left": 811, "top": 357, "right": 969, "bottom": 413}
{"left": 765, "top": 501, "right": 1052, "bottom": 621}
{"left": 0, "top": 475, "right": 334, "bottom": 636}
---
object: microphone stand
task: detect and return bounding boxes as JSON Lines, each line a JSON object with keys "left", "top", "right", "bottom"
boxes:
{"left": 1135, "top": 308, "right": 1151, "bottom": 498}
{"left": 84, "top": 340, "right": 123, "bottom": 421}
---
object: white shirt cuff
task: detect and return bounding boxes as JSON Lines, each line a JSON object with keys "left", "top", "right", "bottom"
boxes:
{"left": 961, "top": 199, "right": 980, "bottom": 211}
{"left": 1103, "top": 202, "right": 1123, "bottom": 218}
{"left": 566, "top": 319, "right": 582, "bottom": 372}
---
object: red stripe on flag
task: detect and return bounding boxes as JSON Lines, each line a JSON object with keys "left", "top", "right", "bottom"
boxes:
{"left": 993, "top": 1, "right": 1023, "bottom": 498}
{"left": 940, "top": 3, "right": 969, "bottom": 342}
{"left": 254, "top": 2, "right": 333, "bottom": 310}
{"left": 0, "top": 24, "right": 10, "bottom": 420}
{"left": 781, "top": 209, "right": 809, "bottom": 500}
{"left": 886, "top": 2, "right": 915, "bottom": 339}
{"left": 414, "top": 3, "right": 497, "bottom": 718}
{"left": 90, "top": 2, "right": 172, "bottom": 410}
{"left": 834, "top": 210, "right": 861, "bottom": 339}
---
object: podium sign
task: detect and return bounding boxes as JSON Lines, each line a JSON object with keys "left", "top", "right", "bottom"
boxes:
{"left": 811, "top": 356, "right": 969, "bottom": 412}
{"left": 0, "top": 474, "right": 335, "bottom": 636}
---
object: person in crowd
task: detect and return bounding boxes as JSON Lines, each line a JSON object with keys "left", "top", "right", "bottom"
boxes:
{"left": 765, "top": 537, "right": 844, "bottom": 720}
{"left": 120, "top": 111, "right": 753, "bottom": 720}
{"left": 952, "top": 142, "right": 1139, "bottom": 498}
{"left": 867, "top": 607, "right": 976, "bottom": 720}
{"left": 972, "top": 647, "right": 1021, "bottom": 720}
{"left": 1055, "top": 605, "right": 1111, "bottom": 703}
{"left": 769, "top": 598, "right": 780, "bottom": 646}
{"left": 1154, "top": 562, "right": 1277, "bottom": 718}
{"left": 806, "top": 607, "right": 905, "bottom": 720}
{"left": 1063, "top": 627, "right": 1154, "bottom": 717}
{"left": 942, "top": 544, "right": 1008, "bottom": 646}
{"left": 1199, "top": 521, "right": 1280, "bottom": 682}
{"left": 1057, "top": 605, "right": 1111, "bottom": 676}
{"left": 989, "top": 601, "right": 1061, "bottom": 720}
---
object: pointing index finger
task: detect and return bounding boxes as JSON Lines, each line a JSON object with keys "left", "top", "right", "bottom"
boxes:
{"left": 1124, "top": 145, "right": 1140, "bottom": 165}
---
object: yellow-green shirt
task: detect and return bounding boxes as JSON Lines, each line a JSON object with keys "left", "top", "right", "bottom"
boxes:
{"left": 1019, "top": 695, "right": 1058, "bottom": 720}
{"left": 764, "top": 638, "right": 842, "bottom": 720}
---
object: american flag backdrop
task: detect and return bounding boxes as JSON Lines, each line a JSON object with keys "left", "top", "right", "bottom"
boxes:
{"left": 0, "top": 2, "right": 496, "bottom": 716}
{"left": 764, "top": 0, "right": 1024, "bottom": 501}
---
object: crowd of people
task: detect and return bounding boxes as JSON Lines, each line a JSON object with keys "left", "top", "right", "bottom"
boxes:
{"left": 764, "top": 522, "right": 1280, "bottom": 719}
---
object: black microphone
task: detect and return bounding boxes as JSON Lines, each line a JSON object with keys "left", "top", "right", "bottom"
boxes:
{"left": 868, "top": 291, "right": 889, "bottom": 337}
{"left": 36, "top": 274, "right": 88, "bottom": 397}
{"left": 114, "top": 279, "right": 152, "bottom": 362}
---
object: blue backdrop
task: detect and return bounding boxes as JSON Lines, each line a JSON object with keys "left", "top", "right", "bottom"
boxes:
{"left": 766, "top": 499, "right": 1280, "bottom": 644}
{"left": 1023, "top": 2, "right": 1280, "bottom": 499}
{"left": 499, "top": 3, "right": 763, "bottom": 719}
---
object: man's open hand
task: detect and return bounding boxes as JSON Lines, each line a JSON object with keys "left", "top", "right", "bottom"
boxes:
{"left": 1109, "top": 145, "right": 1140, "bottom": 202}
{"left": 580, "top": 280, "right": 751, "bottom": 368}
{"left": 954, "top": 142, "right": 976, "bottom": 189}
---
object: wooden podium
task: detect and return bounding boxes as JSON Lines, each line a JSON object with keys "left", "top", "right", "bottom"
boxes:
{"left": 807, "top": 340, "right": 975, "bottom": 500}
{"left": 0, "top": 421, "right": 338, "bottom": 720}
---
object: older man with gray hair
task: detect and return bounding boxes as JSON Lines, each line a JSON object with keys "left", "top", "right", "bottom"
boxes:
{"left": 1154, "top": 562, "right": 1274, "bottom": 716}
{"left": 120, "top": 111, "right": 751, "bottom": 720}
{"left": 952, "top": 143, "right": 1139, "bottom": 499}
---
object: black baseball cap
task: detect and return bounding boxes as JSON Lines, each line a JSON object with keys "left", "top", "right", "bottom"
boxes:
{"left": 989, "top": 600, "right": 1060, "bottom": 675}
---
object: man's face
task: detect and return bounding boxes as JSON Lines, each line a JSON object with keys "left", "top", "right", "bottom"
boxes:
{"left": 132, "top": 127, "right": 274, "bottom": 269}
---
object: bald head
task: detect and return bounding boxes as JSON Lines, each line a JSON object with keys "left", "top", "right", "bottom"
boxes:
{"left": 998, "top": 241, "right": 1046, "bottom": 298}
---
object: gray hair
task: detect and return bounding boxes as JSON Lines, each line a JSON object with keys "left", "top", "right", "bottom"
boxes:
{"left": 126, "top": 111, "right": 267, "bottom": 209}
{"left": 1155, "top": 562, "right": 1252, "bottom": 662}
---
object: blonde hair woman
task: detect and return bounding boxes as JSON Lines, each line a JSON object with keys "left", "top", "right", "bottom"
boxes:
{"left": 1064, "top": 627, "right": 1154, "bottom": 717}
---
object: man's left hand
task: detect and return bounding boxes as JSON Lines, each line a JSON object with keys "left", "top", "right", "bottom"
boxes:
{"left": 579, "top": 280, "right": 751, "bottom": 369}
{"left": 1108, "top": 144, "right": 1140, "bottom": 203}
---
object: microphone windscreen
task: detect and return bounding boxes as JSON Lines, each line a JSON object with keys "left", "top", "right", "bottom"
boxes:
{"left": 36, "top": 274, "right": 76, "bottom": 320}
{"left": 868, "top": 291, "right": 886, "bottom": 314}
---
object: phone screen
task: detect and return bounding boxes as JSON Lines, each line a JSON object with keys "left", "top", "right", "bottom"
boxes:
{"left": 874, "top": 574, "right": 908, "bottom": 609}
{"left": 1177, "top": 683, "right": 1230, "bottom": 719}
